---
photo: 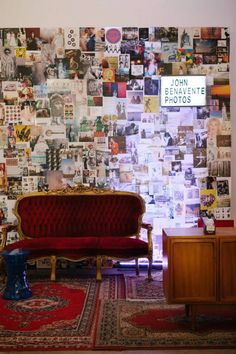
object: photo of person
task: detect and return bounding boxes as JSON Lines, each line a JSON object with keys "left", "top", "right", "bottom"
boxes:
{"left": 21, "top": 101, "right": 36, "bottom": 125}
{"left": 127, "top": 91, "right": 143, "bottom": 105}
{"left": 207, "top": 118, "right": 222, "bottom": 138}
{"left": 144, "top": 52, "right": 157, "bottom": 76}
{"left": 144, "top": 96, "right": 158, "bottom": 113}
{"left": 55, "top": 58, "right": 69, "bottom": 79}
{"left": 52, "top": 27, "right": 65, "bottom": 56}
{"left": 172, "top": 63, "right": 188, "bottom": 75}
{"left": 197, "top": 107, "right": 210, "bottom": 120}
{"left": 119, "top": 54, "right": 130, "bottom": 69}
{"left": 144, "top": 77, "right": 159, "bottom": 95}
{"left": 108, "top": 136, "right": 126, "bottom": 155}
{"left": 109, "top": 137, "right": 119, "bottom": 155}
{"left": 115, "top": 100, "right": 127, "bottom": 120}
{"left": 0, "top": 47, "right": 16, "bottom": 80}
{"left": 122, "top": 27, "right": 139, "bottom": 41}
{"left": 171, "top": 161, "right": 182, "bottom": 173}
{"left": 102, "top": 68, "right": 115, "bottom": 82}
{"left": 87, "top": 79, "right": 102, "bottom": 96}
{"left": 164, "top": 132, "right": 174, "bottom": 146}
{"left": 49, "top": 93, "right": 64, "bottom": 124}
{"left": 26, "top": 28, "right": 40, "bottom": 50}
{"left": 193, "top": 148, "right": 207, "bottom": 168}
{"left": 126, "top": 79, "right": 144, "bottom": 91}
{"left": 79, "top": 27, "right": 105, "bottom": 52}
{"left": 149, "top": 27, "right": 178, "bottom": 42}
{"left": 96, "top": 150, "right": 109, "bottom": 178}
{"left": 195, "top": 131, "right": 207, "bottom": 148}
{"left": 217, "top": 179, "right": 230, "bottom": 196}
{"left": 3, "top": 28, "right": 25, "bottom": 47}
{"left": 221, "top": 100, "right": 230, "bottom": 120}
{"left": 119, "top": 162, "right": 133, "bottom": 183}
{"left": 80, "top": 27, "right": 95, "bottom": 51}
{"left": 140, "top": 123, "right": 155, "bottom": 139}
{"left": 178, "top": 28, "right": 193, "bottom": 48}
{"left": 161, "top": 42, "right": 178, "bottom": 62}
{"left": 125, "top": 122, "right": 139, "bottom": 135}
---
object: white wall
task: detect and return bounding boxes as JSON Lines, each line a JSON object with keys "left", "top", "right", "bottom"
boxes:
{"left": 1, "top": 0, "right": 236, "bottom": 221}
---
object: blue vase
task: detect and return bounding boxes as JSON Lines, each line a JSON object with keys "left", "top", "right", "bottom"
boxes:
{"left": 2, "top": 249, "right": 32, "bottom": 300}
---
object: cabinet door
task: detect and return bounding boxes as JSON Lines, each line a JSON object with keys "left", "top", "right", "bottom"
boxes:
{"left": 169, "top": 238, "right": 217, "bottom": 303}
{"left": 220, "top": 237, "right": 236, "bottom": 302}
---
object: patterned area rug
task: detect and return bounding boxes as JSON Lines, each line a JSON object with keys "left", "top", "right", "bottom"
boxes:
{"left": 95, "top": 300, "right": 236, "bottom": 349}
{"left": 0, "top": 273, "right": 124, "bottom": 351}
{"left": 0, "top": 270, "right": 236, "bottom": 351}
{"left": 95, "top": 272, "right": 236, "bottom": 350}
{"left": 125, "top": 273, "right": 164, "bottom": 301}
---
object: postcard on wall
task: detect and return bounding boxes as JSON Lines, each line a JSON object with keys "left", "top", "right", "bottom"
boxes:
{"left": 200, "top": 189, "right": 217, "bottom": 211}
{"left": 178, "top": 28, "right": 194, "bottom": 49}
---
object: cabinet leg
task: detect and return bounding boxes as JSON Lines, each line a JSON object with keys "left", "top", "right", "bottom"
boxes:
{"left": 185, "top": 304, "right": 190, "bottom": 317}
{"left": 191, "top": 304, "right": 197, "bottom": 331}
{"left": 135, "top": 258, "right": 139, "bottom": 276}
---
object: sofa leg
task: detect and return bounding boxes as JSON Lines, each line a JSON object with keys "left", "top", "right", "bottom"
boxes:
{"left": 147, "top": 256, "right": 153, "bottom": 282}
{"left": 50, "top": 256, "right": 57, "bottom": 281}
{"left": 96, "top": 256, "right": 102, "bottom": 282}
{"left": 135, "top": 258, "right": 139, "bottom": 276}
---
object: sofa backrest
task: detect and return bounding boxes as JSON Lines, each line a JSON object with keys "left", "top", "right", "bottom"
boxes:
{"left": 14, "top": 187, "right": 145, "bottom": 239}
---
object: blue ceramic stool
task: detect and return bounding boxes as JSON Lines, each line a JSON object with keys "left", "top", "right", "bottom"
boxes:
{"left": 2, "top": 249, "right": 32, "bottom": 300}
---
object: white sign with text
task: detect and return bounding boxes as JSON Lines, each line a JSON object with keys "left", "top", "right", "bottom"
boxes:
{"left": 161, "top": 75, "right": 206, "bottom": 107}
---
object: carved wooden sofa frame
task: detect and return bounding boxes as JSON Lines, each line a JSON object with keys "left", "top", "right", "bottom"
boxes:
{"left": 1, "top": 185, "right": 153, "bottom": 282}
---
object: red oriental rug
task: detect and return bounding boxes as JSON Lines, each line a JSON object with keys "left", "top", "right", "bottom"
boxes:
{"left": 0, "top": 270, "right": 236, "bottom": 351}
{"left": 0, "top": 273, "right": 125, "bottom": 351}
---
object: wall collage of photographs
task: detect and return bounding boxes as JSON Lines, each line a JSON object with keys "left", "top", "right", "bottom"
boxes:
{"left": 0, "top": 26, "right": 231, "bottom": 261}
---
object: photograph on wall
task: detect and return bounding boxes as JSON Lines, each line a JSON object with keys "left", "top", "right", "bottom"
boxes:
{"left": 193, "top": 39, "right": 217, "bottom": 54}
{"left": 178, "top": 28, "right": 193, "bottom": 48}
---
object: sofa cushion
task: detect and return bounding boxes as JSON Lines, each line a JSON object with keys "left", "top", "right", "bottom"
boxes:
{"left": 4, "top": 237, "right": 99, "bottom": 258}
{"left": 4, "top": 236, "right": 148, "bottom": 259}
{"left": 97, "top": 237, "right": 149, "bottom": 257}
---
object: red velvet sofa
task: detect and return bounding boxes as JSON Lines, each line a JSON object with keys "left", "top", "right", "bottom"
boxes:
{"left": 1, "top": 185, "right": 153, "bottom": 281}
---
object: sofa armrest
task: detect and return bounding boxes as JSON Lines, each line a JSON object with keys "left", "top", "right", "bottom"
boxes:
{"left": 141, "top": 222, "right": 153, "bottom": 254}
{"left": 0, "top": 223, "right": 18, "bottom": 251}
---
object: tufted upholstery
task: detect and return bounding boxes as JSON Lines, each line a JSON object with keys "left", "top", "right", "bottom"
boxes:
{"left": 16, "top": 194, "right": 143, "bottom": 238}
{"left": 2, "top": 187, "right": 153, "bottom": 281}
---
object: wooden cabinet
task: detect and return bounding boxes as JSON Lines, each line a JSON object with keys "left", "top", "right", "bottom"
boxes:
{"left": 162, "top": 227, "right": 236, "bottom": 328}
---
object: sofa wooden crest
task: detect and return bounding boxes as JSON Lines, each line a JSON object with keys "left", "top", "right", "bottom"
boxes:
{"left": 1, "top": 185, "right": 153, "bottom": 281}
